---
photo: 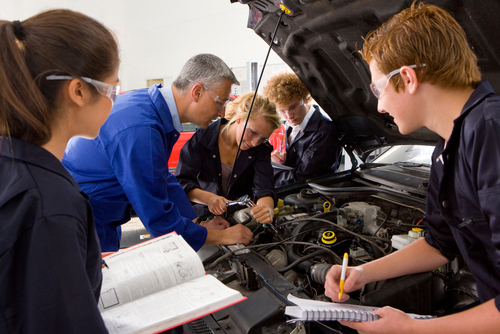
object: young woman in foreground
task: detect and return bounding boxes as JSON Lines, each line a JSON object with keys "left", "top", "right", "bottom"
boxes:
{"left": 0, "top": 10, "right": 119, "bottom": 333}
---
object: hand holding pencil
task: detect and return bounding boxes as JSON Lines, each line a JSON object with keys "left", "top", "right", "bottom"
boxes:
{"left": 271, "top": 125, "right": 287, "bottom": 164}
{"left": 271, "top": 150, "right": 286, "bottom": 164}
{"left": 323, "top": 254, "right": 367, "bottom": 302}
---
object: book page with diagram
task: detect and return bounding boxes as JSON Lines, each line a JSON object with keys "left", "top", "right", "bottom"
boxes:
{"left": 98, "top": 232, "right": 205, "bottom": 312}
{"left": 101, "top": 274, "right": 244, "bottom": 334}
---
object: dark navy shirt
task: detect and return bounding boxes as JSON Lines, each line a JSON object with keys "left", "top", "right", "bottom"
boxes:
{"left": 0, "top": 137, "right": 107, "bottom": 333}
{"left": 275, "top": 106, "right": 342, "bottom": 187}
{"left": 175, "top": 118, "right": 277, "bottom": 217}
{"left": 423, "top": 81, "right": 500, "bottom": 311}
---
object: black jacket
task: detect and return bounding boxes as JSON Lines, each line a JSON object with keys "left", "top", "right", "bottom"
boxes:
{"left": 423, "top": 81, "right": 500, "bottom": 310}
{"left": 0, "top": 137, "right": 107, "bottom": 333}
{"left": 175, "top": 118, "right": 277, "bottom": 216}
{"left": 275, "top": 106, "right": 342, "bottom": 187}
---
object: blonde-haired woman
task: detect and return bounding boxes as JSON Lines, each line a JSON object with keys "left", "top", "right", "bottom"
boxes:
{"left": 176, "top": 92, "right": 281, "bottom": 225}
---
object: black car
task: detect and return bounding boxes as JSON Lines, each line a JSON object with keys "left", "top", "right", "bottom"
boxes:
{"left": 170, "top": 1, "right": 500, "bottom": 333}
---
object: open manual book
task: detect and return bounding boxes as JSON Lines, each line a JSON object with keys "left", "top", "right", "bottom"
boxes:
{"left": 285, "top": 294, "right": 435, "bottom": 322}
{"left": 98, "top": 232, "right": 246, "bottom": 334}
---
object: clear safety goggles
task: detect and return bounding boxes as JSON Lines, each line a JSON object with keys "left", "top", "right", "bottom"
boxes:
{"left": 46, "top": 75, "right": 121, "bottom": 103}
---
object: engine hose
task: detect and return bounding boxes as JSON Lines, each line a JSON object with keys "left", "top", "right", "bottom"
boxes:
{"left": 277, "top": 250, "right": 331, "bottom": 273}
{"left": 285, "top": 221, "right": 320, "bottom": 272}
{"left": 285, "top": 211, "right": 339, "bottom": 272}
{"left": 309, "top": 263, "right": 333, "bottom": 285}
{"left": 291, "top": 216, "right": 388, "bottom": 259}
{"left": 311, "top": 210, "right": 339, "bottom": 220}
{"left": 195, "top": 211, "right": 215, "bottom": 223}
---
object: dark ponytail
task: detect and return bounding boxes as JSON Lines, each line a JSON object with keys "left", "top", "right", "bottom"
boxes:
{"left": 0, "top": 9, "right": 119, "bottom": 145}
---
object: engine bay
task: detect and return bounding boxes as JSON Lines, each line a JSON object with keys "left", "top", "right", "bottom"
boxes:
{"left": 120, "top": 166, "right": 479, "bottom": 334}
{"left": 191, "top": 169, "right": 478, "bottom": 334}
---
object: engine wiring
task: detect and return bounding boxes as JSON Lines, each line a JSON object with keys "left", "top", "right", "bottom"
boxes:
{"left": 208, "top": 240, "right": 341, "bottom": 270}
{"left": 208, "top": 211, "right": 401, "bottom": 270}
{"left": 279, "top": 216, "right": 389, "bottom": 257}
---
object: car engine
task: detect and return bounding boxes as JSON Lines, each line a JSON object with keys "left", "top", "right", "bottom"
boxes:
{"left": 194, "top": 172, "right": 479, "bottom": 334}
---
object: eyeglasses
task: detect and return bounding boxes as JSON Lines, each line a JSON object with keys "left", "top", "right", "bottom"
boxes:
{"left": 245, "top": 125, "right": 269, "bottom": 144}
{"left": 46, "top": 75, "right": 121, "bottom": 103}
{"left": 278, "top": 100, "right": 304, "bottom": 115}
{"left": 189, "top": 80, "right": 229, "bottom": 109}
{"left": 370, "top": 64, "right": 426, "bottom": 99}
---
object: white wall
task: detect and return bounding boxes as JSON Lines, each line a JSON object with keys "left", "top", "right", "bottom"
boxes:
{"left": 0, "top": 0, "right": 288, "bottom": 91}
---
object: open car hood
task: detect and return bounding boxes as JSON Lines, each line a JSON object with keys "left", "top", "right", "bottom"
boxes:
{"left": 233, "top": 0, "right": 500, "bottom": 157}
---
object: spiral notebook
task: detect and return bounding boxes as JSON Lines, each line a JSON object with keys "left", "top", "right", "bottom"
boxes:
{"left": 285, "top": 294, "right": 435, "bottom": 322}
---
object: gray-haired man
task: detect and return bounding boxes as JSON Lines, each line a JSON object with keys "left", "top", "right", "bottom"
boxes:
{"left": 63, "top": 54, "right": 253, "bottom": 252}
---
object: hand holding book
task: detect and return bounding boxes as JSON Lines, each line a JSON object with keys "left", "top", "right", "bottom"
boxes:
{"left": 337, "top": 303, "right": 434, "bottom": 334}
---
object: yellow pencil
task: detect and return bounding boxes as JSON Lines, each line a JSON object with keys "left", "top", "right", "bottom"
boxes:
{"left": 338, "top": 253, "right": 348, "bottom": 300}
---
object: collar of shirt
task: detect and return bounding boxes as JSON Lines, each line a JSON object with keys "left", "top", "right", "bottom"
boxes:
{"left": 158, "top": 85, "right": 182, "bottom": 133}
{"left": 1, "top": 136, "right": 79, "bottom": 187}
{"left": 434, "top": 81, "right": 495, "bottom": 167}
{"left": 287, "top": 104, "right": 315, "bottom": 133}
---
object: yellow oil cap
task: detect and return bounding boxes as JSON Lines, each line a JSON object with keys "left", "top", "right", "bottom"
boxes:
{"left": 322, "top": 231, "right": 337, "bottom": 244}
{"left": 273, "top": 207, "right": 280, "bottom": 215}
{"left": 412, "top": 227, "right": 423, "bottom": 232}
{"left": 277, "top": 199, "right": 284, "bottom": 207}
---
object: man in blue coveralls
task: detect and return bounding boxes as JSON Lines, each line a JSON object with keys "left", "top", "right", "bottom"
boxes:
{"left": 63, "top": 54, "right": 253, "bottom": 252}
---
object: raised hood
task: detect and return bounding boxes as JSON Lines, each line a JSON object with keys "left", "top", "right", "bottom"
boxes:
{"left": 233, "top": 0, "right": 500, "bottom": 157}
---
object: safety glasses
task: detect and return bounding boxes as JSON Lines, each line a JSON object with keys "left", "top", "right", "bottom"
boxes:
{"left": 46, "top": 75, "right": 121, "bottom": 103}
{"left": 189, "top": 80, "right": 229, "bottom": 109}
{"left": 278, "top": 100, "right": 304, "bottom": 115}
{"left": 370, "top": 64, "right": 426, "bottom": 99}
{"left": 245, "top": 125, "right": 269, "bottom": 144}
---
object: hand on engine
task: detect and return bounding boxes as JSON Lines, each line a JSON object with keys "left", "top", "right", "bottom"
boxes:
{"left": 203, "top": 216, "right": 230, "bottom": 230}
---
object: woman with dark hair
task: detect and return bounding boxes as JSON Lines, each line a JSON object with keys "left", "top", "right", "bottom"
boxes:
{"left": 175, "top": 92, "right": 281, "bottom": 225}
{"left": 0, "top": 9, "right": 119, "bottom": 333}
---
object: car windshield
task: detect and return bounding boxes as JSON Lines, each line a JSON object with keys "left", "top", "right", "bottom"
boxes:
{"left": 371, "top": 145, "right": 435, "bottom": 165}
